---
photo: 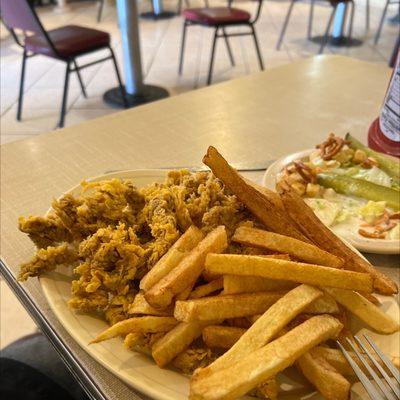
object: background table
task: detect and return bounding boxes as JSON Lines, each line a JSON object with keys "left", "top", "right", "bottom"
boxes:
{"left": 1, "top": 55, "right": 398, "bottom": 400}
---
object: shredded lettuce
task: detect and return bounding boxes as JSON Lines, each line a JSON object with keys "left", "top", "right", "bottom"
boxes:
{"left": 358, "top": 201, "right": 386, "bottom": 224}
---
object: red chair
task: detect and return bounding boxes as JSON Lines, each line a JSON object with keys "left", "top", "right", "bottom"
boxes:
{"left": 178, "top": 0, "right": 264, "bottom": 85}
{"left": 1, "top": 0, "right": 127, "bottom": 128}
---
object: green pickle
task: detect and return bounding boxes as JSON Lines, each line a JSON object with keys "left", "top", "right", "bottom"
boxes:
{"left": 317, "top": 173, "right": 400, "bottom": 211}
{"left": 346, "top": 133, "right": 400, "bottom": 181}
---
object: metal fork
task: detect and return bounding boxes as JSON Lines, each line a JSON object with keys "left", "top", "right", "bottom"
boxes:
{"left": 337, "top": 334, "right": 400, "bottom": 400}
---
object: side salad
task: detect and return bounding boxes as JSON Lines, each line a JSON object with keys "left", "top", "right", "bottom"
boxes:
{"left": 278, "top": 133, "right": 400, "bottom": 240}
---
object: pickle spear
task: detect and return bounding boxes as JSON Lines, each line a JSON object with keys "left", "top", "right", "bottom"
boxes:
{"left": 346, "top": 133, "right": 400, "bottom": 180}
{"left": 318, "top": 173, "right": 400, "bottom": 210}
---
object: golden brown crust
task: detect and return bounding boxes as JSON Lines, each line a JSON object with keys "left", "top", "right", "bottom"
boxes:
{"left": 202, "top": 146, "right": 310, "bottom": 242}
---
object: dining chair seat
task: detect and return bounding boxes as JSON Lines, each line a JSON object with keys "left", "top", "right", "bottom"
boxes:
{"left": 182, "top": 7, "right": 251, "bottom": 26}
{"left": 25, "top": 25, "right": 110, "bottom": 59}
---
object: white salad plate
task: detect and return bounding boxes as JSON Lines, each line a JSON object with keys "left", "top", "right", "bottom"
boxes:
{"left": 262, "top": 150, "right": 400, "bottom": 255}
{"left": 39, "top": 170, "right": 399, "bottom": 400}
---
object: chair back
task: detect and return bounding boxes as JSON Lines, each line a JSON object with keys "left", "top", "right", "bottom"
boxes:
{"left": 227, "top": 0, "right": 264, "bottom": 24}
{"left": 0, "top": 0, "right": 58, "bottom": 56}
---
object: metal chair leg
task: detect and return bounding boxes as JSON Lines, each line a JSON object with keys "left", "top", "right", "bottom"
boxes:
{"left": 348, "top": 0, "right": 355, "bottom": 42}
{"left": 389, "top": 34, "right": 400, "bottom": 67}
{"left": 97, "top": 0, "right": 105, "bottom": 22}
{"left": 207, "top": 27, "right": 219, "bottom": 86}
{"left": 308, "top": 0, "right": 315, "bottom": 39}
{"left": 319, "top": 5, "right": 337, "bottom": 54}
{"left": 73, "top": 60, "right": 87, "bottom": 98}
{"left": 374, "top": 0, "right": 390, "bottom": 45}
{"left": 109, "top": 47, "right": 128, "bottom": 108}
{"left": 178, "top": 21, "right": 188, "bottom": 75}
{"left": 250, "top": 24, "right": 264, "bottom": 70}
{"left": 276, "top": 0, "right": 296, "bottom": 50}
{"left": 222, "top": 27, "right": 235, "bottom": 67}
{"left": 17, "top": 50, "right": 27, "bottom": 121}
{"left": 58, "top": 62, "right": 71, "bottom": 128}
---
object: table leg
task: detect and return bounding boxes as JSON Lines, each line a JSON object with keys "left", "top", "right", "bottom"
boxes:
{"left": 103, "top": 0, "right": 169, "bottom": 108}
{"left": 309, "top": 1, "right": 362, "bottom": 48}
{"left": 53, "top": 0, "right": 71, "bottom": 13}
{"left": 140, "top": 0, "right": 177, "bottom": 20}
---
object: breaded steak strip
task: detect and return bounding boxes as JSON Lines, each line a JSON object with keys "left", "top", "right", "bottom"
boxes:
{"left": 18, "top": 243, "right": 78, "bottom": 281}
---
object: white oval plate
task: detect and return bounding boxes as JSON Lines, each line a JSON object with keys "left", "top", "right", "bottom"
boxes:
{"left": 39, "top": 170, "right": 399, "bottom": 400}
{"left": 262, "top": 150, "right": 399, "bottom": 255}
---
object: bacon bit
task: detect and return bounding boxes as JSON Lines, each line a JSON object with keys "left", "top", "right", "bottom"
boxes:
{"left": 389, "top": 212, "right": 400, "bottom": 220}
{"left": 358, "top": 228, "right": 386, "bottom": 239}
{"left": 316, "top": 133, "right": 351, "bottom": 160}
{"left": 293, "top": 161, "right": 317, "bottom": 183}
{"left": 361, "top": 157, "right": 379, "bottom": 169}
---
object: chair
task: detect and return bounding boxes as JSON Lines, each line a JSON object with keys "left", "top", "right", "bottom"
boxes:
{"left": 97, "top": 0, "right": 105, "bottom": 22}
{"left": 178, "top": 0, "right": 264, "bottom": 85}
{"left": 0, "top": 0, "right": 127, "bottom": 128}
{"left": 276, "top": 0, "right": 358, "bottom": 53}
{"left": 374, "top": 0, "right": 400, "bottom": 45}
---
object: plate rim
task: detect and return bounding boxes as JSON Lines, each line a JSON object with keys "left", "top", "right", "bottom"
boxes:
{"left": 261, "top": 149, "right": 399, "bottom": 255}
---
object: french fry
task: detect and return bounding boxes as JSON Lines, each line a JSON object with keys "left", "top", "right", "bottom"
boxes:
{"left": 324, "top": 288, "right": 400, "bottom": 334}
{"left": 244, "top": 178, "right": 285, "bottom": 212}
{"left": 145, "top": 226, "right": 228, "bottom": 309}
{"left": 189, "top": 315, "right": 343, "bottom": 400}
{"left": 233, "top": 226, "right": 343, "bottom": 268}
{"left": 206, "top": 254, "right": 373, "bottom": 292}
{"left": 140, "top": 226, "right": 204, "bottom": 291}
{"left": 202, "top": 146, "right": 309, "bottom": 242}
{"left": 297, "top": 352, "right": 350, "bottom": 400}
{"left": 128, "top": 292, "right": 173, "bottom": 316}
{"left": 90, "top": 316, "right": 178, "bottom": 344}
{"left": 174, "top": 291, "right": 286, "bottom": 322}
{"left": 198, "top": 285, "right": 322, "bottom": 374}
{"left": 189, "top": 278, "right": 224, "bottom": 299}
{"left": 310, "top": 346, "right": 400, "bottom": 376}
{"left": 202, "top": 326, "right": 246, "bottom": 349}
{"left": 278, "top": 184, "right": 398, "bottom": 295}
{"left": 152, "top": 321, "right": 212, "bottom": 367}
{"left": 223, "top": 275, "right": 296, "bottom": 295}
{"left": 359, "top": 292, "right": 380, "bottom": 305}
{"left": 176, "top": 282, "right": 196, "bottom": 301}
{"left": 306, "top": 294, "right": 339, "bottom": 314}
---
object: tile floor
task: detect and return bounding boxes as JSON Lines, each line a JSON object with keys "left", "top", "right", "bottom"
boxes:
{"left": 0, "top": 0, "right": 398, "bottom": 347}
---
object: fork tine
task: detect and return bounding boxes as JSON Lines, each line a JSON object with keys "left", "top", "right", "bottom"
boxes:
{"left": 355, "top": 336, "right": 400, "bottom": 399}
{"left": 364, "top": 334, "right": 400, "bottom": 385}
{"left": 336, "top": 340, "right": 385, "bottom": 400}
{"left": 347, "top": 338, "right": 397, "bottom": 400}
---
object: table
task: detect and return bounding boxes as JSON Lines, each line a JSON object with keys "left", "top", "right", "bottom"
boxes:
{"left": 1, "top": 55, "right": 398, "bottom": 400}
{"left": 140, "top": 0, "right": 177, "bottom": 19}
{"left": 104, "top": 0, "right": 169, "bottom": 109}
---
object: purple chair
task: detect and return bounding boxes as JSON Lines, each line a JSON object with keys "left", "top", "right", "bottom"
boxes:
{"left": 178, "top": 0, "right": 264, "bottom": 85}
{"left": 0, "top": 0, "right": 127, "bottom": 128}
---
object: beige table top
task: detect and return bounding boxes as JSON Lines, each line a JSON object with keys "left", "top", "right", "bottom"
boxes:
{"left": 1, "top": 55, "right": 398, "bottom": 400}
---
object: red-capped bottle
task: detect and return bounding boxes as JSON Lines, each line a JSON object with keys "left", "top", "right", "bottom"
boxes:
{"left": 368, "top": 53, "right": 400, "bottom": 158}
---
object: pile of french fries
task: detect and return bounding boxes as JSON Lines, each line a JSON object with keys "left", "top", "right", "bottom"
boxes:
{"left": 91, "top": 147, "right": 399, "bottom": 400}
